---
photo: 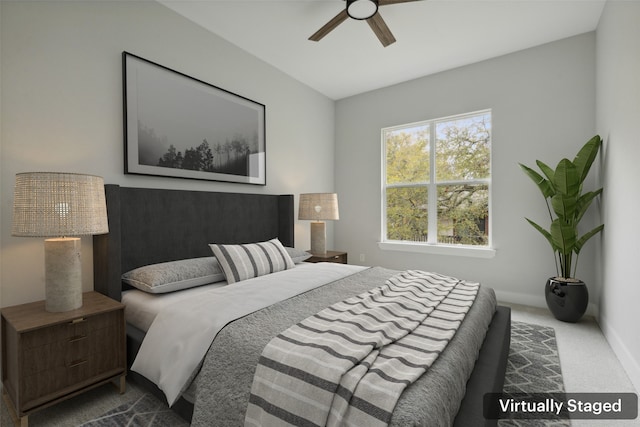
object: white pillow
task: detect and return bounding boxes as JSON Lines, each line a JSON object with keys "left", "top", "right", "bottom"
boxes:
{"left": 209, "top": 238, "right": 295, "bottom": 284}
{"left": 122, "top": 257, "right": 225, "bottom": 293}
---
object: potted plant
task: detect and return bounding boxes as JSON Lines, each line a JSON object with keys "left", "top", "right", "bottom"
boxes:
{"left": 519, "top": 135, "right": 604, "bottom": 322}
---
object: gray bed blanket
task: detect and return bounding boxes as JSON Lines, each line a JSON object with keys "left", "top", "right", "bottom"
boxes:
{"left": 190, "top": 267, "right": 497, "bottom": 427}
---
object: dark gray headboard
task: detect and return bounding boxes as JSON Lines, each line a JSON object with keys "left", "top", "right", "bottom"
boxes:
{"left": 93, "top": 185, "right": 294, "bottom": 301}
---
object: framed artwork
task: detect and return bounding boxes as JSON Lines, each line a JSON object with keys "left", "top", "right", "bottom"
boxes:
{"left": 123, "top": 52, "right": 266, "bottom": 185}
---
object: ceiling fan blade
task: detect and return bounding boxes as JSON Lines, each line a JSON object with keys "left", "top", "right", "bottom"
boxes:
{"left": 379, "top": 0, "right": 423, "bottom": 5}
{"left": 367, "top": 12, "right": 396, "bottom": 47}
{"left": 309, "top": 9, "right": 349, "bottom": 42}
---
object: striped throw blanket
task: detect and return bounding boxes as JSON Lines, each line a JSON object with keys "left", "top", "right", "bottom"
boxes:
{"left": 245, "top": 270, "right": 479, "bottom": 427}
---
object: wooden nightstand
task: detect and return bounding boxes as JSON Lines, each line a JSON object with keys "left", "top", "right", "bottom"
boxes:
{"left": 1, "top": 291, "right": 126, "bottom": 427}
{"left": 306, "top": 250, "right": 348, "bottom": 264}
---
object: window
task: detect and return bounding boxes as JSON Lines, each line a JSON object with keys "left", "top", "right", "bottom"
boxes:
{"left": 382, "top": 110, "right": 492, "bottom": 252}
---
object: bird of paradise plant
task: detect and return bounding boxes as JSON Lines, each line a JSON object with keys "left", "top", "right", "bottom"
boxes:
{"left": 519, "top": 135, "right": 604, "bottom": 279}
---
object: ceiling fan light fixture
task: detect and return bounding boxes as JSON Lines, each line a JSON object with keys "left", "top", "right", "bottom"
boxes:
{"left": 347, "top": 0, "right": 379, "bottom": 20}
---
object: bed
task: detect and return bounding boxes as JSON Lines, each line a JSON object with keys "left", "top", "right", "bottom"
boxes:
{"left": 93, "top": 184, "right": 510, "bottom": 426}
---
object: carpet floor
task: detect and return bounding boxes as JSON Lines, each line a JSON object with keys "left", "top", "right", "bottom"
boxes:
{"left": 2, "top": 321, "right": 565, "bottom": 427}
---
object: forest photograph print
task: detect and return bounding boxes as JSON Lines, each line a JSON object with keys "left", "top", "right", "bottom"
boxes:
{"left": 123, "top": 52, "right": 266, "bottom": 185}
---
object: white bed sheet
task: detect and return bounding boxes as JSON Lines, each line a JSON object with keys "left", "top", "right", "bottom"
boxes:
{"left": 122, "top": 282, "right": 228, "bottom": 332}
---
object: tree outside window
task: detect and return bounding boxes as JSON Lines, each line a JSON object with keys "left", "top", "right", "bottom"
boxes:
{"left": 383, "top": 110, "right": 491, "bottom": 247}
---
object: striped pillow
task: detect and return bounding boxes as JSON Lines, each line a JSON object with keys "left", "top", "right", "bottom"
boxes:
{"left": 209, "top": 238, "right": 295, "bottom": 284}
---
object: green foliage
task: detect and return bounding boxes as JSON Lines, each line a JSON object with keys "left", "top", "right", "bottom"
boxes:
{"left": 386, "top": 187, "right": 428, "bottom": 241}
{"left": 519, "top": 135, "right": 604, "bottom": 279}
{"left": 385, "top": 126, "right": 430, "bottom": 185}
{"left": 436, "top": 116, "right": 491, "bottom": 181}
{"left": 438, "top": 184, "right": 489, "bottom": 245}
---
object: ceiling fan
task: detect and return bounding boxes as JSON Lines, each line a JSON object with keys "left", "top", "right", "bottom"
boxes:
{"left": 309, "top": 0, "right": 422, "bottom": 47}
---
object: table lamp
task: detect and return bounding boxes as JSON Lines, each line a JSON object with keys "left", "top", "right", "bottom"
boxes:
{"left": 12, "top": 172, "right": 109, "bottom": 312}
{"left": 298, "top": 193, "right": 339, "bottom": 254}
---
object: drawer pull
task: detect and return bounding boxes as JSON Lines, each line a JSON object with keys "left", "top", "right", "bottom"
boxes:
{"left": 69, "top": 335, "right": 87, "bottom": 343}
{"left": 68, "top": 359, "right": 87, "bottom": 368}
{"left": 70, "top": 318, "right": 87, "bottom": 324}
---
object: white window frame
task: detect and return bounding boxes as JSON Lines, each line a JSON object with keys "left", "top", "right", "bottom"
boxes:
{"left": 379, "top": 109, "right": 496, "bottom": 258}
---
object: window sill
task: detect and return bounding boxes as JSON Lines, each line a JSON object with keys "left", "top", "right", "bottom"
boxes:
{"left": 378, "top": 241, "right": 496, "bottom": 259}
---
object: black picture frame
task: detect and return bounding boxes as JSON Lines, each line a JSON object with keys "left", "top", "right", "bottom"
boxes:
{"left": 123, "top": 52, "right": 266, "bottom": 185}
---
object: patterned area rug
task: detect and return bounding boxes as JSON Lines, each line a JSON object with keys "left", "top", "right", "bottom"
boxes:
{"left": 78, "top": 394, "right": 188, "bottom": 427}
{"left": 499, "top": 321, "right": 570, "bottom": 427}
{"left": 80, "top": 321, "right": 566, "bottom": 427}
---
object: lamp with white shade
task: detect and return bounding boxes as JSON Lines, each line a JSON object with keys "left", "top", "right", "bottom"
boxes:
{"left": 298, "top": 193, "right": 339, "bottom": 254}
{"left": 12, "top": 172, "right": 109, "bottom": 312}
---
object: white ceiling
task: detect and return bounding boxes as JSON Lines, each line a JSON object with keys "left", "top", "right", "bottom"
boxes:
{"left": 160, "top": 0, "right": 606, "bottom": 100}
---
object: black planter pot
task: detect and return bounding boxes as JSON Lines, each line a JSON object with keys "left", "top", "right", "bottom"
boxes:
{"left": 545, "top": 277, "right": 589, "bottom": 322}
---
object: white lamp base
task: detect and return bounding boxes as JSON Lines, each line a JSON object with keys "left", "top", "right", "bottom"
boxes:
{"left": 44, "top": 238, "right": 83, "bottom": 312}
{"left": 310, "top": 221, "right": 327, "bottom": 254}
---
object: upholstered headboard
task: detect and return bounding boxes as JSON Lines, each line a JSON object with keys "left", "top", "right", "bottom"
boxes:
{"left": 93, "top": 185, "right": 294, "bottom": 301}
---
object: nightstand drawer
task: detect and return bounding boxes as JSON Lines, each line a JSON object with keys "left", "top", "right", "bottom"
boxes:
{"left": 22, "top": 322, "right": 120, "bottom": 376}
{"left": 306, "top": 250, "right": 348, "bottom": 264}
{"left": 21, "top": 310, "right": 118, "bottom": 349}
{"left": 22, "top": 344, "right": 122, "bottom": 410}
{"left": 327, "top": 253, "right": 347, "bottom": 263}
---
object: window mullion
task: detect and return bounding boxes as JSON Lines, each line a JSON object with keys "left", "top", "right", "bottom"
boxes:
{"left": 427, "top": 124, "right": 437, "bottom": 244}
{"left": 386, "top": 182, "right": 429, "bottom": 189}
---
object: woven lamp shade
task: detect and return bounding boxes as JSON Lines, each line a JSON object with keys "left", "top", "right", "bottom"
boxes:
{"left": 298, "top": 193, "right": 339, "bottom": 221}
{"left": 12, "top": 172, "right": 108, "bottom": 237}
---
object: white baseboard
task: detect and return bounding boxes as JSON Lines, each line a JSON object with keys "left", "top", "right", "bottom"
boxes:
{"left": 598, "top": 313, "right": 640, "bottom": 394}
{"left": 494, "top": 289, "right": 546, "bottom": 309}
{"left": 494, "top": 290, "right": 599, "bottom": 318}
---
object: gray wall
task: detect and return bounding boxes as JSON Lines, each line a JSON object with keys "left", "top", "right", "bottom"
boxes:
{"left": 335, "top": 33, "right": 598, "bottom": 312}
{"left": 0, "top": 0, "right": 335, "bottom": 307}
{"left": 596, "top": 0, "right": 640, "bottom": 393}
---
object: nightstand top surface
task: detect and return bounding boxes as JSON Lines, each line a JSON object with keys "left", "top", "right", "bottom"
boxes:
{"left": 1, "top": 291, "right": 123, "bottom": 332}
{"left": 307, "top": 250, "right": 347, "bottom": 258}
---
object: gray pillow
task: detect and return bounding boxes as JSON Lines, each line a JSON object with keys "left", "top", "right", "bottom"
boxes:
{"left": 209, "top": 238, "right": 295, "bottom": 284}
{"left": 122, "top": 257, "right": 225, "bottom": 293}
{"left": 285, "top": 246, "right": 312, "bottom": 263}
